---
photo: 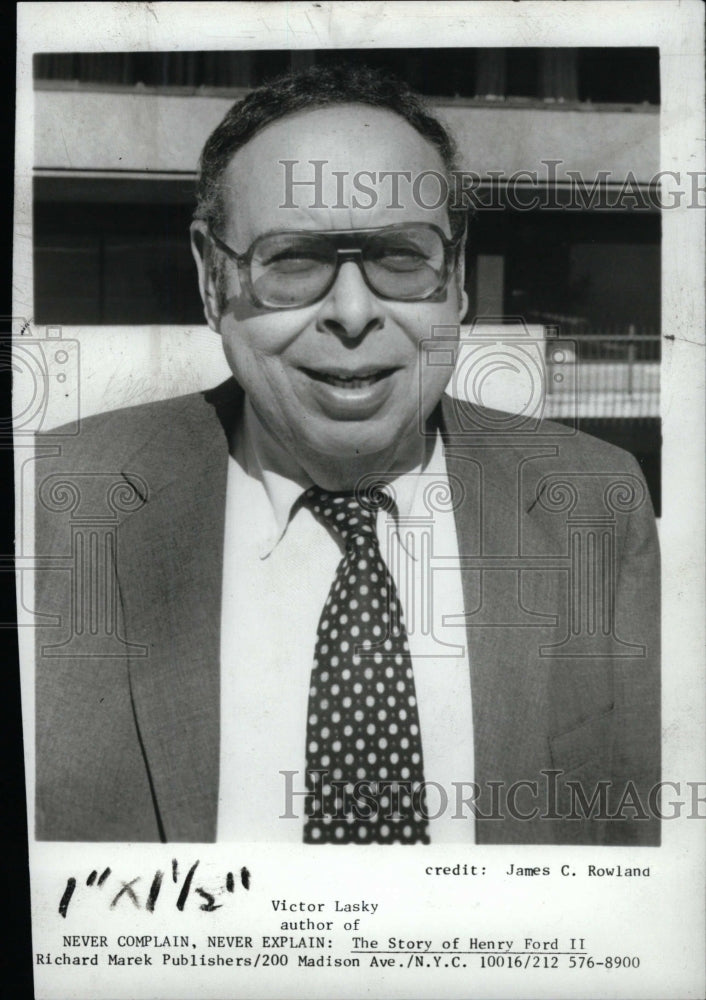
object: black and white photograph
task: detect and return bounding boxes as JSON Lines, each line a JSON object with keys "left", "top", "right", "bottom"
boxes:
{"left": 12, "top": 3, "right": 705, "bottom": 999}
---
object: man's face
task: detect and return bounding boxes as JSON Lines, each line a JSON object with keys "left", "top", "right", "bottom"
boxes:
{"left": 193, "top": 104, "right": 467, "bottom": 482}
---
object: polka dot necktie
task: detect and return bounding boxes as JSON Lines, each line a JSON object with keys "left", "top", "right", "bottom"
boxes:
{"left": 301, "top": 486, "right": 430, "bottom": 844}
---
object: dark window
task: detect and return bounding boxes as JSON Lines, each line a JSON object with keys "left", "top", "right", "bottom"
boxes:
{"left": 34, "top": 48, "right": 660, "bottom": 105}
{"left": 34, "top": 192, "right": 203, "bottom": 325}
{"left": 578, "top": 49, "right": 660, "bottom": 104}
{"left": 506, "top": 50, "right": 540, "bottom": 98}
{"left": 496, "top": 210, "right": 661, "bottom": 334}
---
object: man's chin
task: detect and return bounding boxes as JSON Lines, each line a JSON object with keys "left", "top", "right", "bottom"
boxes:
{"left": 297, "top": 424, "right": 426, "bottom": 483}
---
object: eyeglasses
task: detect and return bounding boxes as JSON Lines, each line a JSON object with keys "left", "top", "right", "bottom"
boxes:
{"left": 207, "top": 222, "right": 463, "bottom": 310}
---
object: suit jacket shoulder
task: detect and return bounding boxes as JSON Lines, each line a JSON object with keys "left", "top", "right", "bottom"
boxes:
{"left": 36, "top": 380, "right": 241, "bottom": 477}
{"left": 33, "top": 381, "right": 241, "bottom": 841}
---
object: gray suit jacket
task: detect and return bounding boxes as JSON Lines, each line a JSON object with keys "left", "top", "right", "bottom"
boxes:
{"left": 35, "top": 380, "right": 660, "bottom": 844}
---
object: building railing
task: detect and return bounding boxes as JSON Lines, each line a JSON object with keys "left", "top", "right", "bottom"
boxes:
{"left": 544, "top": 326, "right": 661, "bottom": 419}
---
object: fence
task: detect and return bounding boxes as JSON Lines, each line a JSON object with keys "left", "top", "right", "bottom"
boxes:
{"left": 544, "top": 325, "right": 660, "bottom": 419}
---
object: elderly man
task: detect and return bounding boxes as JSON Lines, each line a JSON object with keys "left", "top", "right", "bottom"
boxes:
{"left": 35, "top": 64, "right": 660, "bottom": 845}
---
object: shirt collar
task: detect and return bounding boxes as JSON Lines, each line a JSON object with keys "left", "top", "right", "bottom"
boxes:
{"left": 236, "top": 400, "right": 445, "bottom": 559}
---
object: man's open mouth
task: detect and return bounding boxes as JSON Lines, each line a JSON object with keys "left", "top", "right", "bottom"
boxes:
{"left": 301, "top": 367, "right": 397, "bottom": 389}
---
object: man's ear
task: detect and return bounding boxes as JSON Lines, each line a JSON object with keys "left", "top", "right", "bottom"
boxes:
{"left": 190, "top": 220, "right": 221, "bottom": 331}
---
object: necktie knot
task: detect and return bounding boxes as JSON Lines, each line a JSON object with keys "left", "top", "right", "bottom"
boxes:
{"left": 303, "top": 486, "right": 391, "bottom": 546}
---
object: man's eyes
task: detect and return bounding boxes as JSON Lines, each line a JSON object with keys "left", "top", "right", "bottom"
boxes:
{"left": 371, "top": 247, "right": 432, "bottom": 269}
{"left": 263, "top": 249, "right": 330, "bottom": 270}
{"left": 259, "top": 241, "right": 436, "bottom": 271}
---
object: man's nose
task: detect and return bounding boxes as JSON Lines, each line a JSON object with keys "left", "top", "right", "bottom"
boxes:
{"left": 315, "top": 259, "right": 385, "bottom": 341}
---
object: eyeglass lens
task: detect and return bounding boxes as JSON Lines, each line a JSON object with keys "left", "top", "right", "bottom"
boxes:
{"left": 249, "top": 226, "right": 449, "bottom": 307}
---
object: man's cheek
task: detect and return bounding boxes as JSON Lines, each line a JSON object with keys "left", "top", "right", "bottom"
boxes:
{"left": 225, "top": 338, "right": 269, "bottom": 383}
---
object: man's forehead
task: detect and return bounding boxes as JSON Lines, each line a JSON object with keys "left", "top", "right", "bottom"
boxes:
{"left": 218, "top": 103, "right": 450, "bottom": 238}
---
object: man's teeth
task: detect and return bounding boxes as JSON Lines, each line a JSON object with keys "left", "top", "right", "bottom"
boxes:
{"left": 319, "top": 372, "right": 385, "bottom": 388}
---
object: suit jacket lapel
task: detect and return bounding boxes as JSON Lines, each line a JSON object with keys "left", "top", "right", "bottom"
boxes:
{"left": 117, "top": 382, "right": 241, "bottom": 841}
{"left": 441, "top": 398, "right": 559, "bottom": 841}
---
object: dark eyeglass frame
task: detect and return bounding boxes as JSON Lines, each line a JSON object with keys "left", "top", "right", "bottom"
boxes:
{"left": 207, "top": 222, "right": 464, "bottom": 310}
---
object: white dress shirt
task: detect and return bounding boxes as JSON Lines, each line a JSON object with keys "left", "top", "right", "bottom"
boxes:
{"left": 217, "top": 401, "right": 474, "bottom": 842}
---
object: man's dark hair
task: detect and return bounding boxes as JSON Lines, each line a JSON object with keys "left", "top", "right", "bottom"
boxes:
{"left": 194, "top": 61, "right": 466, "bottom": 240}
